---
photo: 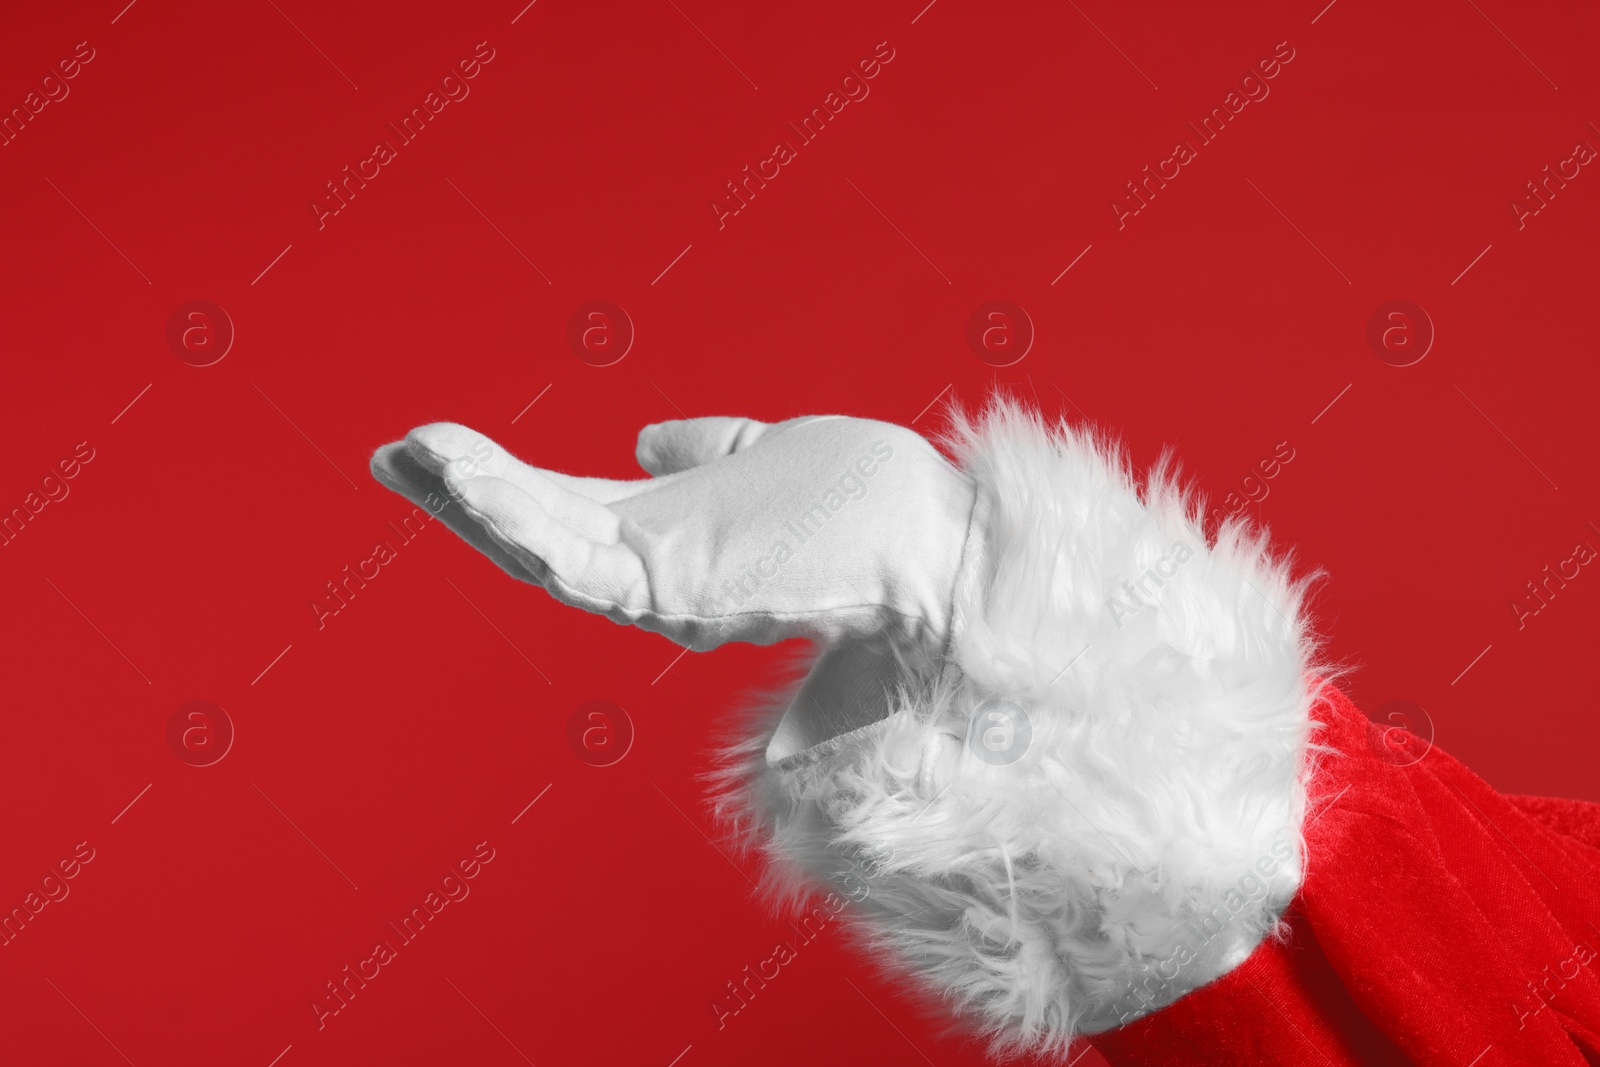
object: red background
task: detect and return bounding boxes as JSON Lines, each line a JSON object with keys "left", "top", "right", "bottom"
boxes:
{"left": 2, "top": 1, "right": 1597, "bottom": 1064}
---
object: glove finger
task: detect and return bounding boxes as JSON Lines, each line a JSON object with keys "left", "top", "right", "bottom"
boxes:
{"left": 405, "top": 422, "right": 652, "bottom": 504}
{"left": 370, "top": 442, "right": 543, "bottom": 584}
{"left": 467, "top": 458, "right": 621, "bottom": 546}
{"left": 371, "top": 441, "right": 454, "bottom": 514}
{"left": 442, "top": 471, "right": 649, "bottom": 617}
{"left": 635, "top": 416, "right": 770, "bottom": 475}
{"left": 402, "top": 425, "right": 623, "bottom": 544}
{"left": 532, "top": 467, "right": 660, "bottom": 504}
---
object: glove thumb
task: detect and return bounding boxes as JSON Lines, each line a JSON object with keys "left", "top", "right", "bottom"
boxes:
{"left": 635, "top": 416, "right": 770, "bottom": 475}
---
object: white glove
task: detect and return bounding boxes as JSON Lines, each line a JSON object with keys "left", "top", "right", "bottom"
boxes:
{"left": 370, "top": 415, "right": 980, "bottom": 653}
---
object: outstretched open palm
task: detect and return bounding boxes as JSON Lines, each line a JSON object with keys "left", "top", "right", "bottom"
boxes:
{"left": 371, "top": 414, "right": 978, "bottom": 653}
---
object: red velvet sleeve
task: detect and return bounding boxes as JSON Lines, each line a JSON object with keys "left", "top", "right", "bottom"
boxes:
{"left": 1093, "top": 686, "right": 1600, "bottom": 1067}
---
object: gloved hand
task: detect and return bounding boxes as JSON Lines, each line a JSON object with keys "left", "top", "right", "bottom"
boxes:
{"left": 370, "top": 415, "right": 981, "bottom": 653}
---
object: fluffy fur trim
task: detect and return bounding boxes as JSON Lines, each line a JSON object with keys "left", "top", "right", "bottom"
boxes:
{"left": 708, "top": 397, "right": 1330, "bottom": 1058}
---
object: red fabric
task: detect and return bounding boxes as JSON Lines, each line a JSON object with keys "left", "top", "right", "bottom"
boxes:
{"left": 1093, "top": 685, "right": 1600, "bottom": 1067}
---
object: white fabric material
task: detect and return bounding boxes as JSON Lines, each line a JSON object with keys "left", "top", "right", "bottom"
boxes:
{"left": 370, "top": 414, "right": 979, "bottom": 654}
{"left": 706, "top": 400, "right": 1327, "bottom": 1056}
{"left": 372, "top": 398, "right": 1326, "bottom": 1057}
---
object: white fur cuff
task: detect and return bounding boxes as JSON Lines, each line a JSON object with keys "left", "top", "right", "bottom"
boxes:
{"left": 711, "top": 399, "right": 1325, "bottom": 1055}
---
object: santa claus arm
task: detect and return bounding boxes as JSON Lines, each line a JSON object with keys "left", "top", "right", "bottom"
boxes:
{"left": 370, "top": 396, "right": 1327, "bottom": 1054}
